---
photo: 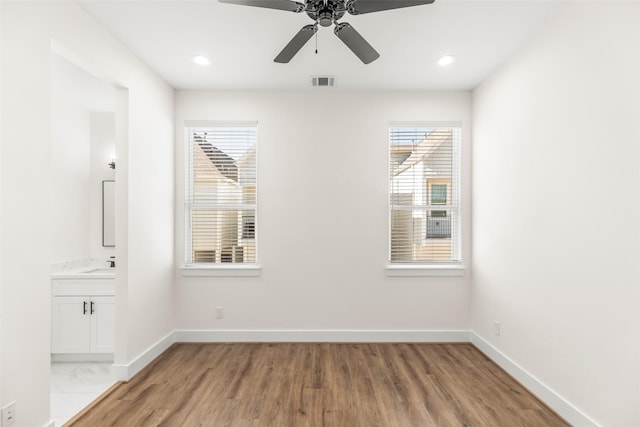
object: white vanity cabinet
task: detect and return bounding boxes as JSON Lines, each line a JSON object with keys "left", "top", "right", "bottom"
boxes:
{"left": 51, "top": 278, "right": 115, "bottom": 354}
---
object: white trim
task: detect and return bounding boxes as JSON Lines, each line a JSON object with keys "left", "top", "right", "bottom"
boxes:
{"left": 181, "top": 265, "right": 261, "bottom": 277}
{"left": 389, "top": 121, "right": 463, "bottom": 128}
{"left": 175, "top": 329, "right": 470, "bottom": 343}
{"left": 471, "top": 333, "right": 600, "bottom": 427}
{"left": 184, "top": 120, "right": 258, "bottom": 128}
{"left": 43, "top": 421, "right": 55, "bottom": 427}
{"left": 386, "top": 264, "right": 465, "bottom": 277}
{"left": 111, "top": 332, "right": 175, "bottom": 381}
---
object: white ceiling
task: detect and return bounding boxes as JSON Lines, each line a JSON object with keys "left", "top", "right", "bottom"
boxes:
{"left": 79, "top": 0, "right": 565, "bottom": 91}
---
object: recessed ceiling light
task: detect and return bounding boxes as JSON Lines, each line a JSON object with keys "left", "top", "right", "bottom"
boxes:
{"left": 192, "top": 55, "right": 210, "bottom": 66}
{"left": 438, "top": 55, "right": 456, "bottom": 66}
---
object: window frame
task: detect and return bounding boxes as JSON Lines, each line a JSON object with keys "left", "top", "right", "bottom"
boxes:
{"left": 386, "top": 122, "right": 465, "bottom": 277}
{"left": 181, "top": 121, "right": 261, "bottom": 277}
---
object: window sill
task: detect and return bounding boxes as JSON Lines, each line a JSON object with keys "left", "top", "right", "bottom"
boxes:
{"left": 385, "top": 264, "right": 465, "bottom": 277}
{"left": 181, "top": 265, "right": 262, "bottom": 277}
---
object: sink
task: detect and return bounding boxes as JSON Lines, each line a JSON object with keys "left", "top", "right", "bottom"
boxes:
{"left": 83, "top": 268, "right": 115, "bottom": 274}
{"left": 51, "top": 263, "right": 116, "bottom": 279}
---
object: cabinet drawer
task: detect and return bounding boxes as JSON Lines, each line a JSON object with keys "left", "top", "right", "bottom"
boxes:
{"left": 52, "top": 279, "right": 115, "bottom": 296}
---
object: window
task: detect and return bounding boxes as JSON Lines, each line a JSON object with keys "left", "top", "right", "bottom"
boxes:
{"left": 429, "top": 184, "right": 448, "bottom": 218}
{"left": 185, "top": 123, "right": 257, "bottom": 265}
{"left": 389, "top": 124, "right": 461, "bottom": 264}
{"left": 430, "top": 184, "right": 447, "bottom": 204}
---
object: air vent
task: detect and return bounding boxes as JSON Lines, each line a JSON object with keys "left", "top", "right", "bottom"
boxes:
{"left": 311, "top": 76, "right": 335, "bottom": 87}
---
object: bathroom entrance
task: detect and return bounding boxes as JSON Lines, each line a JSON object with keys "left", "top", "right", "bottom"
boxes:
{"left": 50, "top": 51, "right": 125, "bottom": 425}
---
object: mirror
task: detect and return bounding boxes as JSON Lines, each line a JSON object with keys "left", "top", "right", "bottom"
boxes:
{"left": 102, "top": 180, "right": 115, "bottom": 247}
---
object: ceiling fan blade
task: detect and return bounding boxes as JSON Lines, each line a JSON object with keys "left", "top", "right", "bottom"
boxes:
{"left": 347, "top": 0, "right": 434, "bottom": 15}
{"left": 334, "top": 23, "right": 380, "bottom": 64}
{"left": 274, "top": 24, "right": 318, "bottom": 63}
{"left": 219, "top": 0, "right": 305, "bottom": 13}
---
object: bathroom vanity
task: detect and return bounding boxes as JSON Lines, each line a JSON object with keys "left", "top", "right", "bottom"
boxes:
{"left": 51, "top": 265, "right": 115, "bottom": 357}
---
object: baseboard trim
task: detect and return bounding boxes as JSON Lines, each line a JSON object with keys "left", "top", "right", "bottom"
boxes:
{"left": 174, "top": 329, "right": 471, "bottom": 343}
{"left": 471, "top": 333, "right": 600, "bottom": 427}
{"left": 111, "top": 331, "right": 175, "bottom": 381}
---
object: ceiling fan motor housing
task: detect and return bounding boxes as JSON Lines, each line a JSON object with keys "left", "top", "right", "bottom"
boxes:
{"left": 306, "top": 0, "right": 346, "bottom": 27}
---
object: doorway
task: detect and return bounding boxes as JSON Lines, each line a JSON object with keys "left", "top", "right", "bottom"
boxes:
{"left": 50, "top": 51, "right": 122, "bottom": 425}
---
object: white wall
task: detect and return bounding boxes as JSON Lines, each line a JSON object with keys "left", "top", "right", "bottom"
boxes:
{"left": 51, "top": 55, "right": 116, "bottom": 266}
{"left": 51, "top": 76, "right": 91, "bottom": 264}
{"left": 89, "top": 112, "right": 116, "bottom": 261}
{"left": 0, "top": 0, "right": 3, "bottom": 412}
{"left": 176, "top": 91, "right": 471, "bottom": 335}
{"left": 1, "top": 4, "right": 53, "bottom": 425}
{"left": 0, "top": 2, "right": 174, "bottom": 426}
{"left": 472, "top": 3, "right": 640, "bottom": 427}
{"left": 51, "top": 64, "right": 118, "bottom": 267}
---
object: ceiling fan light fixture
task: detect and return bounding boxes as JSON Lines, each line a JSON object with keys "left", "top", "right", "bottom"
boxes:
{"left": 318, "top": 11, "right": 333, "bottom": 27}
{"left": 438, "top": 55, "right": 456, "bottom": 66}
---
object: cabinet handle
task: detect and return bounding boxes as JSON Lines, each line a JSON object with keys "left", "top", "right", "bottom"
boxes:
{"left": 83, "top": 301, "right": 88, "bottom": 315}
{"left": 90, "top": 301, "right": 95, "bottom": 315}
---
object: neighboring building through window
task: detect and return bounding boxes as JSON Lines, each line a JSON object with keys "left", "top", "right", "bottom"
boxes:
{"left": 185, "top": 123, "right": 257, "bottom": 264}
{"left": 389, "top": 124, "right": 461, "bottom": 263}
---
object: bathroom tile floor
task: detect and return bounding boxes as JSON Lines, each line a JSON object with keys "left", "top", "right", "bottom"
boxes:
{"left": 50, "top": 362, "right": 115, "bottom": 426}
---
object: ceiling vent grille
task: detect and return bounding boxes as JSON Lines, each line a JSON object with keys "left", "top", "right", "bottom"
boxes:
{"left": 311, "top": 76, "right": 335, "bottom": 87}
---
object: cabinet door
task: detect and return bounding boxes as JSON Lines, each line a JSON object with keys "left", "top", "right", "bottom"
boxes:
{"left": 90, "top": 296, "right": 115, "bottom": 353}
{"left": 52, "top": 296, "right": 91, "bottom": 353}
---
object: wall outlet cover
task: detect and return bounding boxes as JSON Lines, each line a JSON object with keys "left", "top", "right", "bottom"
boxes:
{"left": 493, "top": 320, "right": 501, "bottom": 336}
{"left": 2, "top": 401, "right": 16, "bottom": 426}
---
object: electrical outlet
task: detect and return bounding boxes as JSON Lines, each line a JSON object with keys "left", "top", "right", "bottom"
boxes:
{"left": 493, "top": 320, "right": 501, "bottom": 336}
{"left": 2, "top": 401, "right": 16, "bottom": 426}
{"left": 216, "top": 307, "right": 224, "bottom": 320}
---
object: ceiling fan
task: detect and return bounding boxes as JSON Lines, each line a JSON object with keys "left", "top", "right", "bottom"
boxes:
{"left": 219, "top": 0, "right": 435, "bottom": 64}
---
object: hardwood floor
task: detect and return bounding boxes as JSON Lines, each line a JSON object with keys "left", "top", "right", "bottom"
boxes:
{"left": 68, "top": 343, "right": 568, "bottom": 426}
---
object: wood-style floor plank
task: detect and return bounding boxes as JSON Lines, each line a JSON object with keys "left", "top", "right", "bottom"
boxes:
{"left": 68, "top": 343, "right": 568, "bottom": 427}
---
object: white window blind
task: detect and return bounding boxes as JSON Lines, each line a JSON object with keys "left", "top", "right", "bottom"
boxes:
{"left": 185, "top": 123, "right": 257, "bottom": 265}
{"left": 389, "top": 125, "right": 461, "bottom": 264}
